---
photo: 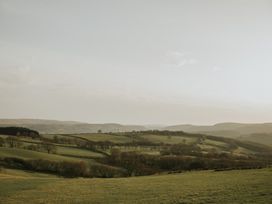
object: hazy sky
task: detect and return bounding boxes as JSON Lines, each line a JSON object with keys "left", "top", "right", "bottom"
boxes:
{"left": 1, "top": 0, "right": 272, "bottom": 125}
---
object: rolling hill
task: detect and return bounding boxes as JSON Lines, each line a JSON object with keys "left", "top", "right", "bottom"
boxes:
{"left": 239, "top": 133, "right": 272, "bottom": 146}
{"left": 164, "top": 122, "right": 272, "bottom": 137}
{"left": 164, "top": 123, "right": 272, "bottom": 146}
{"left": 1, "top": 119, "right": 272, "bottom": 146}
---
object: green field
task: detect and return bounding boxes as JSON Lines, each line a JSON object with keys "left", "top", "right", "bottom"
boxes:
{"left": 0, "top": 147, "right": 94, "bottom": 163}
{"left": 73, "top": 133, "right": 134, "bottom": 143}
{"left": 56, "top": 146, "right": 104, "bottom": 158}
{"left": 39, "top": 132, "right": 272, "bottom": 157}
{"left": 141, "top": 134, "right": 197, "bottom": 144}
{"left": 0, "top": 168, "right": 271, "bottom": 204}
{"left": 1, "top": 129, "right": 272, "bottom": 203}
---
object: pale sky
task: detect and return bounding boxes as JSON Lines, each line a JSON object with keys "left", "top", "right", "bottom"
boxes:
{"left": 1, "top": 0, "right": 272, "bottom": 125}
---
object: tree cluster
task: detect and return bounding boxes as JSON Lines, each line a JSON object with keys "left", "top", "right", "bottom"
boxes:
{"left": 105, "top": 149, "right": 271, "bottom": 176}
{"left": 0, "top": 127, "right": 39, "bottom": 138}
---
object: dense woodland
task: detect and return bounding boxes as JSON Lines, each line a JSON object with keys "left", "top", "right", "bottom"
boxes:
{"left": 0, "top": 127, "right": 39, "bottom": 138}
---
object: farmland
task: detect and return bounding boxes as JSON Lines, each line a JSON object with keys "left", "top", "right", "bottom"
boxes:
{"left": 0, "top": 168, "right": 271, "bottom": 204}
{"left": 1, "top": 127, "right": 272, "bottom": 203}
{"left": 1, "top": 129, "right": 272, "bottom": 176}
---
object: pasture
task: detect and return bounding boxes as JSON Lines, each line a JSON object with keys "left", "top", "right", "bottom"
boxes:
{"left": 0, "top": 168, "right": 271, "bottom": 204}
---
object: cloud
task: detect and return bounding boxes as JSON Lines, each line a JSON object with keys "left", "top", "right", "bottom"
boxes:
{"left": 166, "top": 51, "right": 198, "bottom": 68}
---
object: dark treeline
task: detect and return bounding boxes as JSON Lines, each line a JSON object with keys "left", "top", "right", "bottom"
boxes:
{"left": 0, "top": 157, "right": 126, "bottom": 178}
{"left": 0, "top": 136, "right": 56, "bottom": 154}
{"left": 0, "top": 127, "right": 39, "bottom": 138}
{"left": 1, "top": 157, "right": 89, "bottom": 177}
{"left": 106, "top": 149, "right": 271, "bottom": 176}
{"left": 1, "top": 151, "right": 270, "bottom": 178}
{"left": 44, "top": 135, "right": 109, "bottom": 156}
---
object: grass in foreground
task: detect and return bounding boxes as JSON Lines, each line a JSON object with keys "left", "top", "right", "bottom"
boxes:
{"left": 0, "top": 168, "right": 271, "bottom": 204}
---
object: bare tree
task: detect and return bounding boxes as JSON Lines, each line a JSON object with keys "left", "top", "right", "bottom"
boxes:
{"left": 5, "top": 136, "right": 22, "bottom": 148}
{"left": 0, "top": 137, "right": 5, "bottom": 147}
{"left": 42, "top": 142, "right": 57, "bottom": 154}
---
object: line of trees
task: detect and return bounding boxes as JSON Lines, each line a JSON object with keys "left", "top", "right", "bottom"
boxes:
{"left": 105, "top": 148, "right": 271, "bottom": 176}
{"left": 0, "top": 136, "right": 22, "bottom": 148}
{"left": 1, "top": 157, "right": 89, "bottom": 177}
{"left": 0, "top": 157, "right": 126, "bottom": 178}
{"left": 0, "top": 136, "right": 57, "bottom": 154}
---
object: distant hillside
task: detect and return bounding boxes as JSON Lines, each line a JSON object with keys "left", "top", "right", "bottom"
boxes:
{"left": 164, "top": 123, "right": 272, "bottom": 137}
{"left": 164, "top": 123, "right": 272, "bottom": 146}
{"left": 2, "top": 120, "right": 272, "bottom": 145}
{"left": 0, "top": 119, "right": 146, "bottom": 134}
{"left": 239, "top": 133, "right": 272, "bottom": 146}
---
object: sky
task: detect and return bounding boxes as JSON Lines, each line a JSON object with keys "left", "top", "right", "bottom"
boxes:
{"left": 0, "top": 0, "right": 272, "bottom": 125}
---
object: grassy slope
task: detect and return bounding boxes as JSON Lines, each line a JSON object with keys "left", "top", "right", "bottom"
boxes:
{"left": 73, "top": 133, "right": 133, "bottom": 143}
{"left": 43, "top": 132, "right": 272, "bottom": 153}
{"left": 240, "top": 133, "right": 272, "bottom": 146}
{"left": 1, "top": 131, "right": 271, "bottom": 166}
{"left": 56, "top": 146, "right": 104, "bottom": 158}
{"left": 0, "top": 168, "right": 57, "bottom": 178}
{"left": 0, "top": 168, "right": 271, "bottom": 204}
{"left": 0, "top": 134, "right": 105, "bottom": 159}
{"left": 43, "top": 133, "right": 134, "bottom": 143}
{"left": 0, "top": 132, "right": 272, "bottom": 203}
{"left": 139, "top": 133, "right": 272, "bottom": 155}
{"left": 0, "top": 147, "right": 94, "bottom": 163}
{"left": 42, "top": 132, "right": 272, "bottom": 156}
{"left": 141, "top": 134, "right": 197, "bottom": 144}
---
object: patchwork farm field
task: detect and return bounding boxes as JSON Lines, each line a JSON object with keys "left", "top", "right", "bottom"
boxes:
{"left": 0, "top": 147, "right": 83, "bottom": 162}
{"left": 1, "top": 127, "right": 272, "bottom": 203}
{"left": 0, "top": 168, "right": 271, "bottom": 204}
